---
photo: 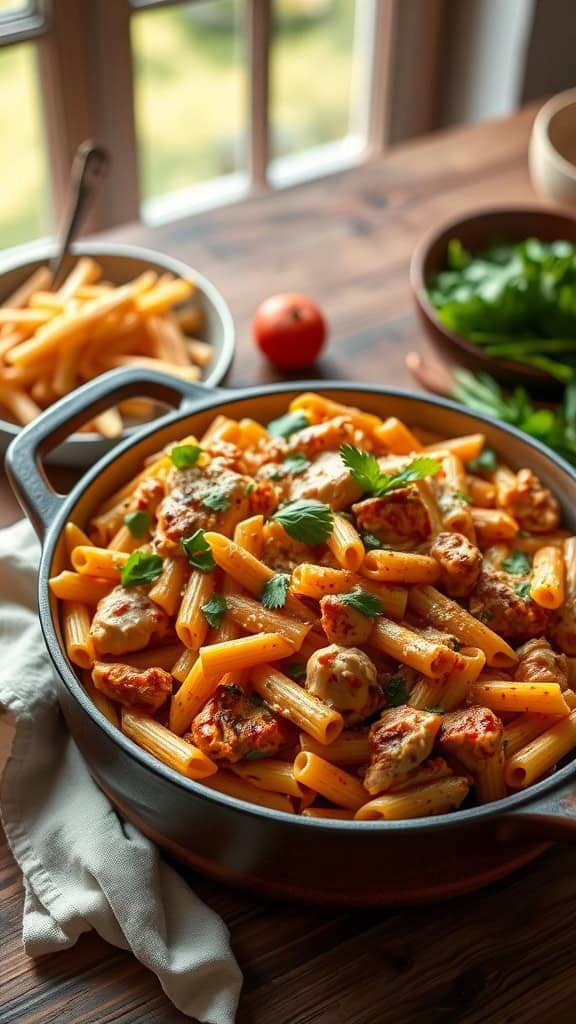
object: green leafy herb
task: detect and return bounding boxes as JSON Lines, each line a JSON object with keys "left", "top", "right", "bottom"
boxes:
{"left": 478, "top": 609, "right": 493, "bottom": 624}
{"left": 428, "top": 237, "right": 576, "bottom": 383}
{"left": 272, "top": 499, "right": 333, "bottom": 545}
{"left": 467, "top": 448, "right": 497, "bottom": 472}
{"left": 283, "top": 452, "right": 310, "bottom": 475}
{"left": 261, "top": 573, "right": 290, "bottom": 610}
{"left": 362, "top": 533, "right": 382, "bottom": 551}
{"left": 387, "top": 674, "right": 409, "bottom": 707}
{"left": 123, "top": 510, "right": 151, "bottom": 538}
{"left": 121, "top": 551, "right": 164, "bottom": 587}
{"left": 181, "top": 529, "right": 216, "bottom": 573}
{"left": 202, "top": 491, "right": 230, "bottom": 512}
{"left": 245, "top": 482, "right": 255, "bottom": 496}
{"left": 267, "top": 410, "right": 309, "bottom": 439}
{"left": 452, "top": 369, "right": 576, "bottom": 469}
{"left": 340, "top": 445, "right": 441, "bottom": 497}
{"left": 501, "top": 550, "right": 532, "bottom": 575}
{"left": 201, "top": 594, "right": 228, "bottom": 629}
{"left": 454, "top": 491, "right": 473, "bottom": 504}
{"left": 425, "top": 706, "right": 445, "bottom": 714}
{"left": 515, "top": 581, "right": 533, "bottom": 603}
{"left": 245, "top": 749, "right": 270, "bottom": 761}
{"left": 339, "top": 590, "right": 383, "bottom": 618}
{"left": 286, "top": 662, "right": 307, "bottom": 682}
{"left": 171, "top": 444, "right": 201, "bottom": 468}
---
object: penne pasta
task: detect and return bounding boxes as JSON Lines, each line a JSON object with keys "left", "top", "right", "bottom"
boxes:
{"left": 252, "top": 665, "right": 343, "bottom": 744}
{"left": 121, "top": 707, "right": 217, "bottom": 779}
{"left": 327, "top": 514, "right": 365, "bottom": 572}
{"left": 470, "top": 681, "right": 570, "bottom": 716}
{"left": 408, "top": 585, "right": 517, "bottom": 668}
{"left": 355, "top": 777, "right": 470, "bottom": 820}
{"left": 530, "top": 545, "right": 565, "bottom": 610}
{"left": 293, "top": 751, "right": 368, "bottom": 810}
{"left": 360, "top": 549, "right": 440, "bottom": 585}
{"left": 506, "top": 710, "right": 576, "bottom": 789}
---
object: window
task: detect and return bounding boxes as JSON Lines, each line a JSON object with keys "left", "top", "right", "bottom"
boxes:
{"left": 0, "top": 0, "right": 393, "bottom": 251}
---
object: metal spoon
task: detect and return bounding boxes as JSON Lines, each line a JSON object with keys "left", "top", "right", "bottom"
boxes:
{"left": 50, "top": 141, "right": 111, "bottom": 289}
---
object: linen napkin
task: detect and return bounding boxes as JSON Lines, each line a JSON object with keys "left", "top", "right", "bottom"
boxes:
{"left": 0, "top": 519, "right": 242, "bottom": 1023}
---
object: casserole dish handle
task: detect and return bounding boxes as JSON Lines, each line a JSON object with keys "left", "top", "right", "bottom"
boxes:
{"left": 5, "top": 367, "right": 220, "bottom": 538}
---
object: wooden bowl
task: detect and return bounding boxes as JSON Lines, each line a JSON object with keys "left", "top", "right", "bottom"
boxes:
{"left": 410, "top": 206, "right": 576, "bottom": 397}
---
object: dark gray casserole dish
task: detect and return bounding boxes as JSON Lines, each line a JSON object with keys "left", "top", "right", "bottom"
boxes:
{"left": 6, "top": 368, "right": 576, "bottom": 906}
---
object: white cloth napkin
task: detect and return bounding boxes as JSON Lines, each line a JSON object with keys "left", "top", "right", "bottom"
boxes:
{"left": 0, "top": 519, "right": 242, "bottom": 1023}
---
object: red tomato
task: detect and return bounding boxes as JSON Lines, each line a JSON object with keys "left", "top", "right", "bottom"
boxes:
{"left": 252, "top": 293, "right": 327, "bottom": 369}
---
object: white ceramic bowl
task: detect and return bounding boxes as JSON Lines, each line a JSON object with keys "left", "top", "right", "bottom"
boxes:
{"left": 529, "top": 89, "right": 576, "bottom": 207}
{"left": 0, "top": 242, "right": 235, "bottom": 466}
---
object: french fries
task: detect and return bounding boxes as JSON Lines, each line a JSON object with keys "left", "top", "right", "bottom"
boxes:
{"left": 0, "top": 259, "right": 208, "bottom": 437}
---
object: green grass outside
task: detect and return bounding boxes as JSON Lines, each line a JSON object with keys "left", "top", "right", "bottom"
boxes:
{"left": 0, "top": 0, "right": 355, "bottom": 249}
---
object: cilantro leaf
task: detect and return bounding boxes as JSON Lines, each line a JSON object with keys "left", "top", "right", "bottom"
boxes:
{"left": 245, "top": 482, "right": 255, "bottom": 495}
{"left": 244, "top": 750, "right": 270, "bottom": 761}
{"left": 201, "top": 594, "right": 228, "bottom": 629}
{"left": 261, "top": 573, "right": 291, "bottom": 610}
{"left": 425, "top": 706, "right": 445, "bottom": 714}
{"left": 362, "top": 533, "right": 383, "bottom": 551}
{"left": 181, "top": 529, "right": 216, "bottom": 572}
{"left": 171, "top": 444, "right": 201, "bottom": 468}
{"left": 502, "top": 550, "right": 532, "bottom": 575}
{"left": 286, "top": 662, "right": 307, "bottom": 682}
{"left": 283, "top": 452, "right": 310, "bottom": 475}
{"left": 339, "top": 590, "right": 383, "bottom": 618}
{"left": 272, "top": 499, "right": 333, "bottom": 545}
{"left": 340, "top": 445, "right": 441, "bottom": 497}
{"left": 202, "top": 491, "right": 230, "bottom": 512}
{"left": 124, "top": 510, "right": 151, "bottom": 538}
{"left": 121, "top": 551, "right": 164, "bottom": 587}
{"left": 454, "top": 491, "right": 472, "bottom": 504}
{"left": 387, "top": 674, "right": 409, "bottom": 707}
{"left": 467, "top": 448, "right": 497, "bottom": 472}
{"left": 267, "top": 410, "right": 309, "bottom": 439}
{"left": 515, "top": 581, "right": 533, "bottom": 603}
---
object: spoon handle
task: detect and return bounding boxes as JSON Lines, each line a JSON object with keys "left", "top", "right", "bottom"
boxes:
{"left": 51, "top": 141, "right": 110, "bottom": 288}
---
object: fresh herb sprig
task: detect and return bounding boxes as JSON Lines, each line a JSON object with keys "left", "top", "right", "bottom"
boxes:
{"left": 340, "top": 591, "right": 383, "bottom": 618}
{"left": 121, "top": 551, "right": 164, "bottom": 587}
{"left": 201, "top": 594, "right": 228, "bottom": 628}
{"left": 124, "top": 510, "right": 151, "bottom": 538}
{"left": 272, "top": 499, "right": 333, "bottom": 544}
{"left": 340, "top": 445, "right": 441, "bottom": 497}
{"left": 261, "top": 573, "right": 291, "bottom": 610}
{"left": 452, "top": 368, "right": 576, "bottom": 468}
{"left": 181, "top": 529, "right": 216, "bottom": 572}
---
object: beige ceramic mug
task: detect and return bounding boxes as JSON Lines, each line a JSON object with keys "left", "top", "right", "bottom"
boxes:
{"left": 529, "top": 89, "right": 576, "bottom": 207}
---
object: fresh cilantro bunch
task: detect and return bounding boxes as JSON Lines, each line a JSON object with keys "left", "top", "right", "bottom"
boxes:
{"left": 452, "top": 368, "right": 576, "bottom": 468}
{"left": 340, "top": 445, "right": 441, "bottom": 496}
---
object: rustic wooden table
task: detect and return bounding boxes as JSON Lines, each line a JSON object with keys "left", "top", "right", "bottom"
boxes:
{"left": 3, "top": 102, "right": 576, "bottom": 1024}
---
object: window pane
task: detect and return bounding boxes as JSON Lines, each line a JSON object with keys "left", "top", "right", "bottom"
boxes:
{"left": 132, "top": 0, "right": 246, "bottom": 202}
{"left": 0, "top": 42, "right": 50, "bottom": 248}
{"left": 270, "top": 0, "right": 358, "bottom": 158}
{"left": 0, "top": 0, "right": 34, "bottom": 18}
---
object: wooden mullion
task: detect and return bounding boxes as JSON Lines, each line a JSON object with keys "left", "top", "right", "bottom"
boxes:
{"left": 247, "top": 0, "right": 271, "bottom": 191}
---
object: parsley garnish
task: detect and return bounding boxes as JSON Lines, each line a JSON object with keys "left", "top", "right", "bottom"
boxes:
{"left": 340, "top": 445, "right": 441, "bottom": 497}
{"left": 121, "top": 551, "right": 164, "bottom": 587}
{"left": 261, "top": 573, "right": 291, "bottom": 610}
{"left": 181, "top": 529, "right": 216, "bottom": 572}
{"left": 283, "top": 452, "right": 310, "bottom": 475}
{"left": 467, "top": 448, "right": 497, "bottom": 473}
{"left": 478, "top": 609, "right": 493, "bottom": 624}
{"left": 387, "top": 675, "right": 409, "bottom": 707}
{"left": 286, "top": 662, "right": 307, "bottom": 682}
{"left": 362, "top": 532, "right": 382, "bottom": 551}
{"left": 501, "top": 550, "right": 532, "bottom": 575}
{"left": 267, "top": 410, "right": 309, "bottom": 439}
{"left": 124, "top": 510, "right": 151, "bottom": 538}
{"left": 171, "top": 444, "right": 201, "bottom": 468}
{"left": 245, "top": 482, "right": 255, "bottom": 495}
{"left": 454, "top": 491, "right": 472, "bottom": 504}
{"left": 202, "top": 491, "right": 230, "bottom": 512}
{"left": 340, "top": 591, "right": 383, "bottom": 618}
{"left": 272, "top": 499, "right": 333, "bottom": 545}
{"left": 201, "top": 594, "right": 228, "bottom": 628}
{"left": 245, "top": 750, "right": 270, "bottom": 761}
{"left": 425, "top": 705, "right": 445, "bottom": 714}
{"left": 515, "top": 581, "right": 533, "bottom": 603}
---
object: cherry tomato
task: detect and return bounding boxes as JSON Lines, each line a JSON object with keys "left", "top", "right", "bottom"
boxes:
{"left": 252, "top": 293, "right": 327, "bottom": 369}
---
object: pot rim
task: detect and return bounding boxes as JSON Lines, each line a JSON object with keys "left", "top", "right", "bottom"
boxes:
{"left": 37, "top": 378, "right": 576, "bottom": 834}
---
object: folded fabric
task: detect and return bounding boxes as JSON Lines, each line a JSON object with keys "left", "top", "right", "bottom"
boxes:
{"left": 0, "top": 519, "right": 242, "bottom": 1023}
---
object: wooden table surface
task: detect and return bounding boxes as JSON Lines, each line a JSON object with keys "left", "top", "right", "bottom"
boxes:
{"left": 3, "top": 102, "right": 576, "bottom": 1024}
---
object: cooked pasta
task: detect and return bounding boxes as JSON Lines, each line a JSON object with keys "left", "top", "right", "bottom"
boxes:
{"left": 51, "top": 392, "right": 576, "bottom": 820}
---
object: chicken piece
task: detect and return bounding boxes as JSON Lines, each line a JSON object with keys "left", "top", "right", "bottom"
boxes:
{"left": 287, "top": 451, "right": 363, "bottom": 511}
{"left": 498, "top": 468, "right": 560, "bottom": 533}
{"left": 155, "top": 457, "right": 251, "bottom": 554}
{"left": 437, "top": 706, "right": 503, "bottom": 774}
{"left": 90, "top": 586, "right": 172, "bottom": 656}
{"left": 92, "top": 661, "right": 172, "bottom": 711}
{"left": 202, "top": 439, "right": 246, "bottom": 473}
{"left": 365, "top": 706, "right": 442, "bottom": 794}
{"left": 261, "top": 520, "right": 316, "bottom": 573}
{"left": 248, "top": 477, "right": 281, "bottom": 516}
{"left": 515, "top": 637, "right": 569, "bottom": 687}
{"left": 418, "top": 625, "right": 461, "bottom": 652}
{"left": 429, "top": 531, "right": 482, "bottom": 598}
{"left": 283, "top": 416, "right": 359, "bottom": 459}
{"left": 190, "top": 684, "right": 294, "bottom": 763}
{"left": 352, "top": 486, "right": 433, "bottom": 549}
{"left": 306, "top": 644, "right": 382, "bottom": 724}
{"left": 469, "top": 568, "right": 549, "bottom": 641}
{"left": 320, "top": 594, "right": 373, "bottom": 646}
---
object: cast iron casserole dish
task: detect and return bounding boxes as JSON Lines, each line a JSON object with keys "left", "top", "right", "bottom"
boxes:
{"left": 7, "top": 368, "right": 576, "bottom": 907}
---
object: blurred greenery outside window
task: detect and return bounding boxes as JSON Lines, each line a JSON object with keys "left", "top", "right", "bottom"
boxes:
{"left": 1, "top": 0, "right": 364, "bottom": 249}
